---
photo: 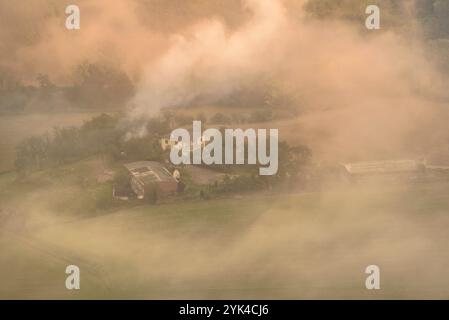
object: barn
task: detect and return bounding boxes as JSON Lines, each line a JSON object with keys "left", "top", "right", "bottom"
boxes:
{"left": 124, "top": 161, "right": 178, "bottom": 199}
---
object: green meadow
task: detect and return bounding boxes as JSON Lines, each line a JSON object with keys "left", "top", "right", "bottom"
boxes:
{"left": 2, "top": 164, "right": 449, "bottom": 299}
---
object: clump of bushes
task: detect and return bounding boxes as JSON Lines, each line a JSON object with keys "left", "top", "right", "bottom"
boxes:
{"left": 15, "top": 113, "right": 168, "bottom": 174}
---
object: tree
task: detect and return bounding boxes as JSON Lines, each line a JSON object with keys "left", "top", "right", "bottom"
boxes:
{"left": 15, "top": 135, "right": 50, "bottom": 173}
{"left": 210, "top": 112, "right": 230, "bottom": 124}
{"left": 67, "top": 62, "right": 135, "bottom": 109}
{"left": 36, "top": 74, "right": 53, "bottom": 88}
{"left": 277, "top": 142, "right": 312, "bottom": 179}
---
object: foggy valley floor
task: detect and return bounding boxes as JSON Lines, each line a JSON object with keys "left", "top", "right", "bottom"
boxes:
{"left": 1, "top": 168, "right": 449, "bottom": 299}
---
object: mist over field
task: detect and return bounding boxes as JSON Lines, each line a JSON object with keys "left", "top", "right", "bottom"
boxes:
{"left": 1, "top": 0, "right": 449, "bottom": 299}
{"left": 3, "top": 172, "right": 449, "bottom": 299}
{"left": 2, "top": 0, "right": 449, "bottom": 160}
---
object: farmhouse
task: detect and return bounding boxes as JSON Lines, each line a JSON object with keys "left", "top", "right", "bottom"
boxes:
{"left": 160, "top": 137, "right": 178, "bottom": 151}
{"left": 124, "top": 161, "right": 178, "bottom": 199}
{"left": 160, "top": 135, "right": 205, "bottom": 152}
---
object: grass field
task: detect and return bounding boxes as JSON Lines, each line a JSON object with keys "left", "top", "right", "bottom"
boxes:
{"left": 2, "top": 164, "right": 449, "bottom": 299}
{"left": 1, "top": 110, "right": 449, "bottom": 299}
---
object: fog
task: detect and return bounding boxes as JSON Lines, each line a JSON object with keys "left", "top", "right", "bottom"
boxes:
{"left": 1, "top": 0, "right": 449, "bottom": 299}
{"left": 125, "top": 0, "right": 448, "bottom": 161}
{"left": 1, "top": 0, "right": 448, "bottom": 160}
{"left": 3, "top": 177, "right": 449, "bottom": 298}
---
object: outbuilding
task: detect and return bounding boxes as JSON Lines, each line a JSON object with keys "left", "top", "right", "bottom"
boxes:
{"left": 124, "top": 161, "right": 178, "bottom": 199}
